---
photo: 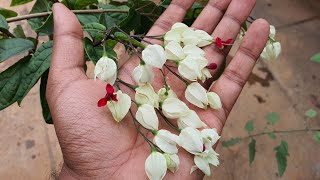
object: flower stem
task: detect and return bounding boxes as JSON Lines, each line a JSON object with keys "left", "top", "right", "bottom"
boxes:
{"left": 117, "top": 79, "right": 137, "bottom": 90}
{"left": 159, "top": 69, "right": 168, "bottom": 90}
{"left": 156, "top": 109, "right": 181, "bottom": 133}
{"left": 164, "top": 64, "right": 189, "bottom": 86}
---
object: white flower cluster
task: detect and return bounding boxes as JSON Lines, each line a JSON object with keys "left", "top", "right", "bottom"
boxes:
{"left": 93, "top": 23, "right": 222, "bottom": 179}
{"left": 260, "top": 25, "right": 282, "bottom": 61}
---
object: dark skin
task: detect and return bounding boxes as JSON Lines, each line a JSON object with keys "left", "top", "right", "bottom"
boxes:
{"left": 47, "top": 1, "right": 269, "bottom": 179}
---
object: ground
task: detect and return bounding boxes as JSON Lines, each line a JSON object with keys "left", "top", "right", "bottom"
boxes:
{"left": 0, "top": 0, "right": 319, "bottom": 179}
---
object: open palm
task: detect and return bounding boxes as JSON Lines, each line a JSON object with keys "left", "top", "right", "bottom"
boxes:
{"left": 47, "top": 1, "right": 269, "bottom": 179}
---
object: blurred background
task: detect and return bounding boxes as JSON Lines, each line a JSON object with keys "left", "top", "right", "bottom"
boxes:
{"left": 0, "top": 0, "right": 319, "bottom": 179}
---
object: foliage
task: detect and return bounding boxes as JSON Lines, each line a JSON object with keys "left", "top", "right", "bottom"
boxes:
{"left": 310, "top": 53, "right": 320, "bottom": 63}
{"left": 274, "top": 141, "right": 289, "bottom": 177}
{"left": 0, "top": 0, "right": 207, "bottom": 123}
{"left": 305, "top": 109, "right": 317, "bottom": 118}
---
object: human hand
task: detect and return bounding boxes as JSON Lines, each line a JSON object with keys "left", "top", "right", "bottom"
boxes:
{"left": 47, "top": 1, "right": 269, "bottom": 179}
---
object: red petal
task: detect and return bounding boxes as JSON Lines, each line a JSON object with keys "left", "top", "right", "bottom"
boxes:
{"left": 111, "top": 94, "right": 118, "bottom": 102}
{"left": 215, "top": 37, "right": 223, "bottom": 49}
{"left": 223, "top": 39, "right": 233, "bottom": 44}
{"left": 106, "top": 84, "right": 115, "bottom": 94}
{"left": 98, "top": 98, "right": 108, "bottom": 107}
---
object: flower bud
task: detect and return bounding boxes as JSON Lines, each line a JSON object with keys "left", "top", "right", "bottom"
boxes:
{"left": 107, "top": 90, "right": 131, "bottom": 122}
{"left": 132, "top": 64, "right": 154, "bottom": 84}
{"left": 177, "top": 110, "right": 207, "bottom": 129}
{"left": 260, "top": 41, "right": 281, "bottom": 61}
{"left": 158, "top": 87, "right": 177, "bottom": 104}
{"left": 142, "top": 44, "right": 166, "bottom": 68}
{"left": 182, "top": 29, "right": 213, "bottom": 47}
{"left": 162, "top": 98, "right": 190, "bottom": 119}
{"left": 178, "top": 55, "right": 208, "bottom": 81}
{"left": 94, "top": 56, "right": 117, "bottom": 85}
{"left": 178, "top": 127, "right": 204, "bottom": 155}
{"left": 194, "top": 30, "right": 214, "bottom": 47}
{"left": 154, "top": 129, "right": 180, "bottom": 154}
{"left": 207, "top": 92, "right": 222, "bottom": 109}
{"left": 164, "top": 153, "right": 180, "bottom": 173}
{"left": 136, "top": 104, "right": 159, "bottom": 131}
{"left": 164, "top": 22, "right": 189, "bottom": 44}
{"left": 185, "top": 82, "right": 209, "bottom": 109}
{"left": 135, "top": 83, "right": 159, "bottom": 108}
{"left": 165, "top": 41, "right": 186, "bottom": 61}
{"left": 183, "top": 45, "right": 205, "bottom": 57}
{"left": 145, "top": 152, "right": 167, "bottom": 180}
{"left": 199, "top": 68, "right": 212, "bottom": 83}
{"left": 201, "top": 128, "right": 220, "bottom": 148}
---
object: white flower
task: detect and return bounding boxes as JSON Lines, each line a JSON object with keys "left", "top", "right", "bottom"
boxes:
{"left": 158, "top": 87, "right": 177, "bottom": 103}
{"left": 94, "top": 56, "right": 117, "bottom": 85}
{"left": 260, "top": 41, "right": 281, "bottom": 61}
{"left": 165, "top": 41, "right": 186, "bottom": 61}
{"left": 164, "top": 22, "right": 189, "bottom": 44}
{"left": 182, "top": 29, "right": 213, "bottom": 47}
{"left": 107, "top": 90, "right": 131, "bottom": 122}
{"left": 164, "top": 153, "right": 180, "bottom": 173}
{"left": 185, "top": 82, "right": 209, "bottom": 109}
{"left": 136, "top": 104, "right": 159, "bottom": 131}
{"left": 185, "top": 82, "right": 222, "bottom": 110}
{"left": 178, "top": 55, "right": 208, "bottom": 81}
{"left": 162, "top": 98, "right": 190, "bottom": 119}
{"left": 207, "top": 92, "right": 222, "bottom": 109}
{"left": 142, "top": 44, "right": 167, "bottom": 68}
{"left": 201, "top": 128, "right": 220, "bottom": 147}
{"left": 177, "top": 110, "right": 207, "bottom": 129}
{"left": 135, "top": 83, "right": 159, "bottom": 108}
{"left": 145, "top": 152, "right": 167, "bottom": 180}
{"left": 132, "top": 64, "right": 154, "bottom": 84}
{"left": 199, "top": 68, "right": 212, "bottom": 83}
{"left": 178, "top": 127, "right": 204, "bottom": 155}
{"left": 269, "top": 25, "right": 276, "bottom": 39}
{"left": 154, "top": 129, "right": 180, "bottom": 154}
{"left": 193, "top": 149, "right": 219, "bottom": 176}
{"left": 183, "top": 45, "right": 205, "bottom": 57}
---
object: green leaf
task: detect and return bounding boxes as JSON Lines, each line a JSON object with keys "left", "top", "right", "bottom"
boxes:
{"left": 265, "top": 112, "right": 279, "bottom": 125}
{"left": 13, "top": 25, "right": 26, "bottom": 38}
{"left": 77, "top": 14, "right": 100, "bottom": 25}
{"left": 0, "top": 56, "right": 30, "bottom": 110}
{"left": 99, "top": 4, "right": 129, "bottom": 29}
{"left": 40, "top": 70, "right": 52, "bottom": 124}
{"left": 83, "top": 37, "right": 100, "bottom": 64}
{"left": 0, "top": 38, "right": 34, "bottom": 62}
{"left": 305, "top": 109, "right": 317, "bottom": 118}
{"left": 313, "top": 131, "right": 320, "bottom": 144}
{"left": 28, "top": 0, "right": 51, "bottom": 30}
{"left": 310, "top": 53, "right": 320, "bottom": 63}
{"left": 274, "top": 141, "right": 289, "bottom": 177}
{"left": 74, "top": 0, "right": 98, "bottom": 10}
{"left": 0, "top": 41, "right": 53, "bottom": 110}
{"left": 222, "top": 138, "right": 242, "bottom": 147}
{"left": 35, "top": 13, "right": 54, "bottom": 35}
{"left": 267, "top": 132, "right": 277, "bottom": 140}
{"left": 0, "top": 8, "right": 18, "bottom": 18}
{"left": 17, "top": 41, "right": 53, "bottom": 103}
{"left": 10, "top": 0, "right": 34, "bottom": 6}
{"left": 83, "top": 22, "right": 106, "bottom": 39}
{"left": 0, "top": 14, "right": 9, "bottom": 30}
{"left": 248, "top": 138, "right": 256, "bottom": 165}
{"left": 245, "top": 120, "right": 254, "bottom": 134}
{"left": 119, "top": 8, "right": 141, "bottom": 34}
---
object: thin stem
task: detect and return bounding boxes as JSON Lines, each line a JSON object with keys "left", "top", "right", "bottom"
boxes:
{"left": 7, "top": 9, "right": 129, "bottom": 23}
{"left": 159, "top": 69, "right": 168, "bottom": 89}
{"left": 117, "top": 79, "right": 137, "bottom": 90}
{"left": 164, "top": 64, "right": 189, "bottom": 85}
{"left": 240, "top": 128, "right": 320, "bottom": 140}
{"left": 156, "top": 109, "right": 181, "bottom": 133}
{"left": 0, "top": 29, "right": 15, "bottom": 38}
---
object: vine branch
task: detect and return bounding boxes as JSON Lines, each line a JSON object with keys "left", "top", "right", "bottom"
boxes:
{"left": 241, "top": 128, "right": 320, "bottom": 140}
{"left": 6, "top": 9, "right": 129, "bottom": 23}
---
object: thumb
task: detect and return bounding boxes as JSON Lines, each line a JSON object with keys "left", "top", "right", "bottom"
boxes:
{"left": 48, "top": 3, "right": 86, "bottom": 98}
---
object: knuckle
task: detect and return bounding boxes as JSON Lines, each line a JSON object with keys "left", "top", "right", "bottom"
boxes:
{"left": 222, "top": 68, "right": 247, "bottom": 87}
